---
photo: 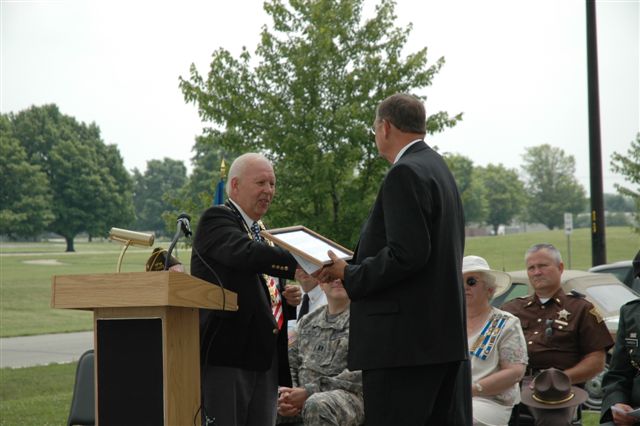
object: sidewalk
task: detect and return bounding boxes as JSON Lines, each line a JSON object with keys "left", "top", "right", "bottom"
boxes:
{"left": 0, "top": 331, "right": 93, "bottom": 368}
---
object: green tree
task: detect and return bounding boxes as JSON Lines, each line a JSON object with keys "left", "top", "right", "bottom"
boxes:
{"left": 603, "top": 193, "right": 635, "bottom": 213}
{"left": 166, "top": 133, "right": 240, "bottom": 229}
{"left": 179, "top": 0, "right": 461, "bottom": 246}
{"left": 133, "top": 158, "right": 187, "bottom": 235}
{"left": 521, "top": 144, "right": 586, "bottom": 230}
{"left": 610, "top": 132, "right": 640, "bottom": 231}
{"left": 8, "top": 104, "right": 134, "bottom": 251}
{"left": 478, "top": 164, "right": 525, "bottom": 235}
{"left": 89, "top": 144, "right": 136, "bottom": 239}
{"left": 0, "top": 116, "right": 54, "bottom": 238}
{"left": 443, "top": 153, "right": 487, "bottom": 225}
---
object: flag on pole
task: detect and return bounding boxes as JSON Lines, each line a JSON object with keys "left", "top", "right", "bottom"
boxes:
{"left": 213, "top": 159, "right": 226, "bottom": 205}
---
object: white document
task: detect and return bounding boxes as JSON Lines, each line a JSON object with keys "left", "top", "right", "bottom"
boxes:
{"left": 292, "top": 253, "right": 322, "bottom": 275}
{"left": 274, "top": 229, "right": 351, "bottom": 262}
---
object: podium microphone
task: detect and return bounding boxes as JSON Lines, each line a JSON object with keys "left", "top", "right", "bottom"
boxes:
{"left": 177, "top": 213, "right": 192, "bottom": 237}
{"left": 165, "top": 213, "right": 192, "bottom": 270}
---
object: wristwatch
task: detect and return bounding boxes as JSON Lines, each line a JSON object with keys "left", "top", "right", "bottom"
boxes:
{"left": 474, "top": 382, "right": 483, "bottom": 393}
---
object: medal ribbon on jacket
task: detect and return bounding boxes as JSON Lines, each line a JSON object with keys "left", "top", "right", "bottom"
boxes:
{"left": 469, "top": 313, "right": 508, "bottom": 360}
{"left": 250, "top": 220, "right": 284, "bottom": 330}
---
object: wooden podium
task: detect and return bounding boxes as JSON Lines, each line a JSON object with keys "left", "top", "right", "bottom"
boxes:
{"left": 51, "top": 271, "right": 237, "bottom": 426}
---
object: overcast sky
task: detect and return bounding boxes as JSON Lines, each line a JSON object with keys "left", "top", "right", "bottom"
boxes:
{"left": 2, "top": 0, "right": 638, "bottom": 194}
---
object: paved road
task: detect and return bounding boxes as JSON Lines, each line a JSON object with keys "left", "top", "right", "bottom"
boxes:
{"left": 0, "top": 331, "right": 93, "bottom": 368}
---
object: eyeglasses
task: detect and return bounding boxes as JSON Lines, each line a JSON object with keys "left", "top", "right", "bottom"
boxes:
{"left": 370, "top": 119, "right": 384, "bottom": 136}
{"left": 466, "top": 277, "right": 479, "bottom": 286}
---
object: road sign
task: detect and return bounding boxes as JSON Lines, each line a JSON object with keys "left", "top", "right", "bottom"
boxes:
{"left": 564, "top": 213, "right": 573, "bottom": 235}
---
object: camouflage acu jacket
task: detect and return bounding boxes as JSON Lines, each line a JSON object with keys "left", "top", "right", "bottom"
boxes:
{"left": 290, "top": 306, "right": 362, "bottom": 397}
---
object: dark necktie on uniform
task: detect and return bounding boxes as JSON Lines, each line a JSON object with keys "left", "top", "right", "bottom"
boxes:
{"left": 250, "top": 221, "right": 264, "bottom": 243}
{"left": 298, "top": 293, "right": 310, "bottom": 322}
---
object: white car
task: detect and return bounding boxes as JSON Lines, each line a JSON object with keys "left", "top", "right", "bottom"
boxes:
{"left": 589, "top": 260, "right": 640, "bottom": 293}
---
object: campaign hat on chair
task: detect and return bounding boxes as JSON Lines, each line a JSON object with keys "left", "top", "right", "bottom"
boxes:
{"left": 145, "top": 247, "right": 180, "bottom": 272}
{"left": 462, "top": 256, "right": 511, "bottom": 298}
{"left": 521, "top": 368, "right": 588, "bottom": 409}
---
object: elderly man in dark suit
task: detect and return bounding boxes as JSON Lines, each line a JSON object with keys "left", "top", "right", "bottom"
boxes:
{"left": 191, "top": 152, "right": 301, "bottom": 426}
{"left": 319, "top": 93, "right": 470, "bottom": 425}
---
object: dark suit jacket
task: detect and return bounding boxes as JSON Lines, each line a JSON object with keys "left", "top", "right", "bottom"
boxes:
{"left": 601, "top": 299, "right": 640, "bottom": 423}
{"left": 344, "top": 141, "right": 467, "bottom": 370}
{"left": 191, "top": 203, "right": 297, "bottom": 386}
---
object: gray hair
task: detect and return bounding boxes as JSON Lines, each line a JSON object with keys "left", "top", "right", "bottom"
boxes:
{"left": 482, "top": 272, "right": 497, "bottom": 291}
{"left": 226, "top": 153, "right": 271, "bottom": 194}
{"left": 525, "top": 243, "right": 563, "bottom": 265}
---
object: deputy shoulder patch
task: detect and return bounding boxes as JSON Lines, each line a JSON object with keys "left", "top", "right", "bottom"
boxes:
{"left": 589, "top": 307, "right": 604, "bottom": 323}
{"left": 569, "top": 289, "right": 586, "bottom": 298}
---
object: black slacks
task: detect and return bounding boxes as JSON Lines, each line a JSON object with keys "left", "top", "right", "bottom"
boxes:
{"left": 362, "top": 360, "right": 472, "bottom": 426}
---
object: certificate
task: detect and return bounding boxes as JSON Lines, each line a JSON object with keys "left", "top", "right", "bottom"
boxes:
{"left": 261, "top": 226, "right": 353, "bottom": 274}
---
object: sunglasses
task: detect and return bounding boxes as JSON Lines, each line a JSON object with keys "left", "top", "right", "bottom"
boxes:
{"left": 545, "top": 319, "right": 554, "bottom": 337}
{"left": 466, "top": 277, "right": 479, "bottom": 286}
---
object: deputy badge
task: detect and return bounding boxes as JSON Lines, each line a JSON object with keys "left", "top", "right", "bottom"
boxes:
{"left": 589, "top": 307, "right": 604, "bottom": 323}
{"left": 557, "top": 309, "right": 571, "bottom": 321}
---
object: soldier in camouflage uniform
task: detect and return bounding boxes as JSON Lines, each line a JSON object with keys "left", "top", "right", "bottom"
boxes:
{"left": 277, "top": 279, "right": 364, "bottom": 426}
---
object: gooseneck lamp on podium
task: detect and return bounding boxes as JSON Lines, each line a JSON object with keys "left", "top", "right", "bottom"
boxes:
{"left": 108, "top": 228, "right": 154, "bottom": 272}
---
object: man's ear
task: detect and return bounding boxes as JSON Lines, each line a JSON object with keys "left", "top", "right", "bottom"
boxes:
{"left": 382, "top": 119, "right": 391, "bottom": 138}
{"left": 230, "top": 177, "right": 239, "bottom": 193}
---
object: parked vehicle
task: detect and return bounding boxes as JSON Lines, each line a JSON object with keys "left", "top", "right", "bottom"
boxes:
{"left": 590, "top": 260, "right": 640, "bottom": 293}
{"left": 492, "top": 269, "right": 640, "bottom": 411}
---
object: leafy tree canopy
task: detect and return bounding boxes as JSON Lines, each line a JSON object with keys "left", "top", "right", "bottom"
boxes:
{"left": 521, "top": 144, "right": 586, "bottom": 230}
{"left": 610, "top": 132, "right": 640, "bottom": 231}
{"left": 0, "top": 116, "right": 54, "bottom": 238}
{"left": 6, "top": 104, "right": 134, "bottom": 251}
{"left": 179, "top": 0, "right": 461, "bottom": 246}
{"left": 478, "top": 163, "right": 525, "bottom": 235}
{"left": 443, "top": 153, "right": 487, "bottom": 225}
{"left": 133, "top": 158, "right": 188, "bottom": 236}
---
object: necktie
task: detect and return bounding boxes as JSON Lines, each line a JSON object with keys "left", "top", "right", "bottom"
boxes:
{"left": 250, "top": 221, "right": 264, "bottom": 243}
{"left": 298, "top": 293, "right": 310, "bottom": 322}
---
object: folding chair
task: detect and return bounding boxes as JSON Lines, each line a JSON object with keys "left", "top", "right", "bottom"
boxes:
{"left": 67, "top": 349, "right": 95, "bottom": 426}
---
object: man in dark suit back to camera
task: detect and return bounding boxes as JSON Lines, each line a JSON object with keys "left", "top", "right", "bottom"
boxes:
{"left": 319, "top": 93, "right": 470, "bottom": 425}
{"left": 191, "top": 153, "right": 301, "bottom": 426}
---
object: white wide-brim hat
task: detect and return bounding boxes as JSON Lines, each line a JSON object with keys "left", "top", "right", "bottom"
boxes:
{"left": 462, "top": 255, "right": 511, "bottom": 298}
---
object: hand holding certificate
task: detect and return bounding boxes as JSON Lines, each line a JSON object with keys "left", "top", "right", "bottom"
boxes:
{"left": 611, "top": 403, "right": 640, "bottom": 419}
{"left": 260, "top": 226, "right": 352, "bottom": 274}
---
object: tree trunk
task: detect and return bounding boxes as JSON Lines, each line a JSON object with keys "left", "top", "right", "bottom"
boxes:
{"left": 65, "top": 236, "right": 75, "bottom": 252}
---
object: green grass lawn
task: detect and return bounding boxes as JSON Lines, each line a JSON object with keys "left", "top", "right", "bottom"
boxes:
{"left": 0, "top": 363, "right": 76, "bottom": 425}
{"left": 465, "top": 226, "right": 639, "bottom": 272}
{"left": 0, "top": 227, "right": 638, "bottom": 337}
{"left": 1, "top": 230, "right": 634, "bottom": 425}
{"left": 0, "top": 240, "right": 191, "bottom": 337}
{"left": 0, "top": 362, "right": 602, "bottom": 426}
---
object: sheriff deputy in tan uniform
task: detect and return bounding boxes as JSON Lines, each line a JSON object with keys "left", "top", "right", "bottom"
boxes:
{"left": 501, "top": 243, "right": 614, "bottom": 425}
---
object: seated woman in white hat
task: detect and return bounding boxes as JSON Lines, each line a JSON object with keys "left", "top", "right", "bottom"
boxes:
{"left": 463, "top": 255, "right": 528, "bottom": 426}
